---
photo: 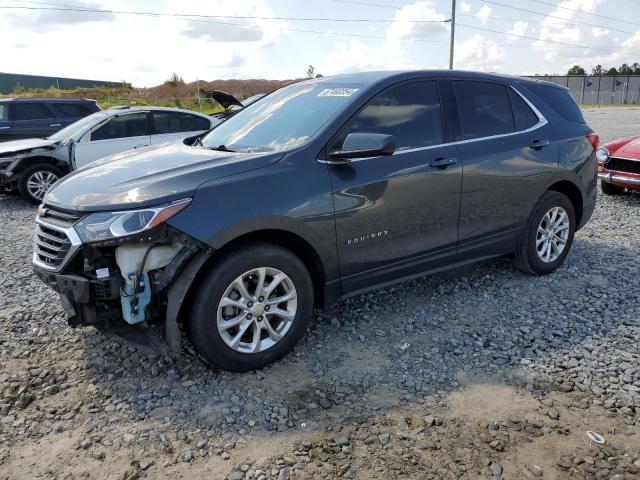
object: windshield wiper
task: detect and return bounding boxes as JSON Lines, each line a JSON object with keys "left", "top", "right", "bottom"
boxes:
{"left": 210, "top": 144, "right": 236, "bottom": 152}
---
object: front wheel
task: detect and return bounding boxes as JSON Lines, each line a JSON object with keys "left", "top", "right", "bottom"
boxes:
{"left": 187, "top": 243, "right": 314, "bottom": 372}
{"left": 513, "top": 191, "right": 575, "bottom": 275}
{"left": 18, "top": 164, "right": 64, "bottom": 205}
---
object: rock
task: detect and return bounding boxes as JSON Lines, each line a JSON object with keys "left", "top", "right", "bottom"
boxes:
{"left": 139, "top": 458, "right": 154, "bottom": 470}
{"left": 526, "top": 464, "right": 543, "bottom": 477}
{"left": 181, "top": 450, "right": 193, "bottom": 462}
{"left": 91, "top": 451, "right": 106, "bottom": 460}
{"left": 547, "top": 408, "right": 560, "bottom": 420}
{"left": 490, "top": 463, "right": 503, "bottom": 476}
{"left": 80, "top": 438, "right": 92, "bottom": 449}
{"left": 228, "top": 472, "right": 245, "bottom": 480}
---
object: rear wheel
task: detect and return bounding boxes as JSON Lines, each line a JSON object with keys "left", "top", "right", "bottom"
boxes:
{"left": 600, "top": 181, "right": 625, "bottom": 196}
{"left": 187, "top": 243, "right": 314, "bottom": 372}
{"left": 513, "top": 191, "right": 575, "bottom": 275}
{"left": 18, "top": 164, "right": 64, "bottom": 205}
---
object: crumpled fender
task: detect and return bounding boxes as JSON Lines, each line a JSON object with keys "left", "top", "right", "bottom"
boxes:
{"left": 165, "top": 249, "right": 213, "bottom": 349}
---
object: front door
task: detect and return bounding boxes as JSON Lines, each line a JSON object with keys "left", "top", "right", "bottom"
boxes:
{"left": 73, "top": 112, "right": 151, "bottom": 168}
{"left": 326, "top": 80, "right": 462, "bottom": 293}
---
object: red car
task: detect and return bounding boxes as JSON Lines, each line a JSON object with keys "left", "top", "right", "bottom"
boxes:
{"left": 597, "top": 135, "right": 640, "bottom": 195}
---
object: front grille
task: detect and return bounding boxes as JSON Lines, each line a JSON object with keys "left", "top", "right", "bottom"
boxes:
{"left": 34, "top": 223, "right": 72, "bottom": 269}
{"left": 39, "top": 205, "right": 85, "bottom": 228}
{"left": 607, "top": 157, "right": 640, "bottom": 175}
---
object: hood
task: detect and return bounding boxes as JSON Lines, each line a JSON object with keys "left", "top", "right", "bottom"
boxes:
{"left": 0, "top": 138, "right": 60, "bottom": 157}
{"left": 45, "top": 142, "right": 282, "bottom": 211}
{"left": 618, "top": 136, "right": 640, "bottom": 156}
{"left": 202, "top": 90, "right": 243, "bottom": 110}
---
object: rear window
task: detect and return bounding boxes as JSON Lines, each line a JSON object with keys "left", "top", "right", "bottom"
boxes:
{"left": 453, "top": 80, "right": 515, "bottom": 140}
{"left": 526, "top": 84, "right": 585, "bottom": 124}
{"left": 55, "top": 103, "right": 92, "bottom": 118}
{"left": 12, "top": 103, "right": 56, "bottom": 121}
{"left": 152, "top": 112, "right": 210, "bottom": 134}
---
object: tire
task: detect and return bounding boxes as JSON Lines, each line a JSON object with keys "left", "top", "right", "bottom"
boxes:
{"left": 513, "top": 191, "right": 576, "bottom": 275}
{"left": 187, "top": 242, "right": 314, "bottom": 372}
{"left": 601, "top": 181, "right": 625, "bottom": 196}
{"left": 18, "top": 164, "right": 64, "bottom": 205}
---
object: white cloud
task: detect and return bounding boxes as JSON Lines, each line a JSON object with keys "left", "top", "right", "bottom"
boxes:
{"left": 386, "top": 1, "right": 448, "bottom": 41}
{"left": 0, "top": 0, "right": 289, "bottom": 85}
{"left": 460, "top": 1, "right": 472, "bottom": 14}
{"left": 507, "top": 21, "right": 528, "bottom": 41}
{"left": 476, "top": 5, "right": 492, "bottom": 26}
{"left": 456, "top": 34, "right": 505, "bottom": 71}
{"left": 6, "top": 0, "right": 115, "bottom": 32}
{"left": 319, "top": 1, "right": 449, "bottom": 75}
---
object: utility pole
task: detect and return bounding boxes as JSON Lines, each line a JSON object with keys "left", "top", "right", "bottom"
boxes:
{"left": 449, "top": 0, "right": 456, "bottom": 70}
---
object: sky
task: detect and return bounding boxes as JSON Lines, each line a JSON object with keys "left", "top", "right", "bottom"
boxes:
{"left": 1, "top": 0, "right": 640, "bottom": 87}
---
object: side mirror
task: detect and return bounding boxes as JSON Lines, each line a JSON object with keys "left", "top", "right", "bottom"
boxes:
{"left": 328, "top": 133, "right": 396, "bottom": 163}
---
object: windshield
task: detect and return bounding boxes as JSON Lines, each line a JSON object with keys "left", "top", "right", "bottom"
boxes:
{"left": 201, "top": 82, "right": 362, "bottom": 153}
{"left": 48, "top": 112, "right": 109, "bottom": 142}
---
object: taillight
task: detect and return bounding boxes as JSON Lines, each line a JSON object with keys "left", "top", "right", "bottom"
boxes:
{"left": 587, "top": 132, "right": 599, "bottom": 150}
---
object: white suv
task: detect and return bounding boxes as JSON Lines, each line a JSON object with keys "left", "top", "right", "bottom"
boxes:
{"left": 0, "top": 106, "right": 216, "bottom": 203}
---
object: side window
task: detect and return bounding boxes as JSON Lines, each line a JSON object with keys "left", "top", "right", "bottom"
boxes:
{"left": 91, "top": 113, "right": 148, "bottom": 141}
{"left": 342, "top": 80, "right": 443, "bottom": 151}
{"left": 55, "top": 103, "right": 91, "bottom": 118}
{"left": 509, "top": 90, "right": 539, "bottom": 131}
{"left": 12, "top": 103, "right": 56, "bottom": 121}
{"left": 152, "top": 112, "right": 210, "bottom": 134}
{"left": 0, "top": 105, "right": 7, "bottom": 121}
{"left": 526, "top": 84, "right": 585, "bottom": 124}
{"left": 453, "top": 81, "right": 515, "bottom": 139}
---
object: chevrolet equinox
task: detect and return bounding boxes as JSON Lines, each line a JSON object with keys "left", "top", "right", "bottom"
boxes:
{"left": 33, "top": 71, "right": 598, "bottom": 371}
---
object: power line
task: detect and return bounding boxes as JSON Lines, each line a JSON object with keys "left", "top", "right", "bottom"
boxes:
{"left": 3, "top": 1, "right": 638, "bottom": 56}
{"left": 479, "top": 0, "right": 639, "bottom": 35}
{"left": 457, "top": 22, "right": 640, "bottom": 55}
{"left": 526, "top": 0, "right": 640, "bottom": 27}
{"left": 1, "top": 1, "right": 450, "bottom": 24}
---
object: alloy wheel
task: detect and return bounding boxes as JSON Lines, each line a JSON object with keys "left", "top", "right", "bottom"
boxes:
{"left": 536, "top": 206, "right": 570, "bottom": 263}
{"left": 26, "top": 171, "right": 59, "bottom": 201}
{"left": 217, "top": 267, "right": 297, "bottom": 354}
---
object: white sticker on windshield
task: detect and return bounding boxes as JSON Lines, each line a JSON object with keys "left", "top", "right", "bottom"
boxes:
{"left": 318, "top": 88, "right": 359, "bottom": 97}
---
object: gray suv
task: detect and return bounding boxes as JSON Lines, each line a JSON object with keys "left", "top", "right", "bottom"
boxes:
{"left": 32, "top": 70, "right": 598, "bottom": 371}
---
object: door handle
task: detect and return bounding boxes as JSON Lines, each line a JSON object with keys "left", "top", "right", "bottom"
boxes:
{"left": 49, "top": 123, "right": 62, "bottom": 127}
{"left": 429, "top": 157, "right": 458, "bottom": 168}
{"left": 133, "top": 144, "right": 147, "bottom": 149}
{"left": 529, "top": 140, "right": 550, "bottom": 150}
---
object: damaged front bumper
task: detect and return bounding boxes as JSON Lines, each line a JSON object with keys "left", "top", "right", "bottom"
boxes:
{"left": 32, "top": 216, "right": 209, "bottom": 353}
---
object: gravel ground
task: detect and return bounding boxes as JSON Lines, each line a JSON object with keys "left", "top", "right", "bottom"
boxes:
{"left": 0, "top": 107, "right": 639, "bottom": 480}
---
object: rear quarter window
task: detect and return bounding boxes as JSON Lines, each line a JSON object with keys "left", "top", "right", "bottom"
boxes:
{"left": 526, "top": 84, "right": 585, "bottom": 124}
{"left": 0, "top": 104, "right": 7, "bottom": 121}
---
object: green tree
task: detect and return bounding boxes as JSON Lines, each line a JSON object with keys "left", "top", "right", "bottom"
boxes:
{"left": 606, "top": 67, "right": 619, "bottom": 75}
{"left": 567, "top": 65, "right": 586, "bottom": 75}
{"left": 592, "top": 64, "right": 605, "bottom": 75}
{"left": 618, "top": 63, "right": 633, "bottom": 75}
{"left": 306, "top": 65, "right": 315, "bottom": 79}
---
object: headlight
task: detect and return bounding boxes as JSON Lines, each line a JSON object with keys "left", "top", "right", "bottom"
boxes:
{"left": 595, "top": 147, "right": 610, "bottom": 164}
{"left": 74, "top": 198, "right": 191, "bottom": 243}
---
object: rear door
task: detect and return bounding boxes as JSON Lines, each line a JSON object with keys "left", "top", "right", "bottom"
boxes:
{"left": 150, "top": 111, "right": 211, "bottom": 145}
{"left": 73, "top": 112, "right": 150, "bottom": 168}
{"left": 452, "top": 79, "right": 558, "bottom": 258}
{"left": 9, "top": 102, "right": 59, "bottom": 139}
{"left": 327, "top": 79, "right": 462, "bottom": 293}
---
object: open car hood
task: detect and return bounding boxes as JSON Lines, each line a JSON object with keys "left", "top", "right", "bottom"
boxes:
{"left": 44, "top": 142, "right": 282, "bottom": 211}
{"left": 202, "top": 90, "right": 243, "bottom": 110}
{"left": 0, "top": 138, "right": 59, "bottom": 157}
